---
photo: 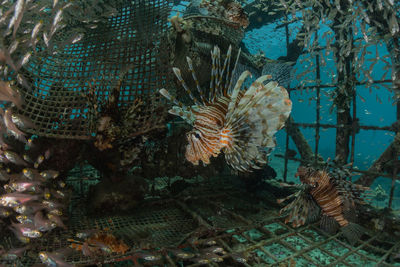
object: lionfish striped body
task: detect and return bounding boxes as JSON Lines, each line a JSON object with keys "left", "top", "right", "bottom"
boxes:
{"left": 278, "top": 166, "right": 369, "bottom": 243}
{"left": 301, "top": 169, "right": 349, "bottom": 227}
{"left": 159, "top": 45, "right": 292, "bottom": 171}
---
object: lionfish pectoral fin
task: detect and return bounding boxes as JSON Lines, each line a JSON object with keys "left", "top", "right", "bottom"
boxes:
{"left": 168, "top": 106, "right": 195, "bottom": 124}
{"left": 341, "top": 223, "right": 364, "bottom": 245}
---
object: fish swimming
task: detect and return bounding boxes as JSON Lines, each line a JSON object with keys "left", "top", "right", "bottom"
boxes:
{"left": 159, "top": 45, "right": 292, "bottom": 172}
{"left": 278, "top": 166, "right": 369, "bottom": 243}
{"left": 39, "top": 251, "right": 74, "bottom": 267}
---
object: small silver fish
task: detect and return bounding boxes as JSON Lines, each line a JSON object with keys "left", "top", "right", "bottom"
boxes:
{"left": 31, "top": 20, "right": 43, "bottom": 42}
{"left": 47, "top": 213, "right": 66, "bottom": 229}
{"left": 10, "top": 180, "right": 41, "bottom": 192}
{"left": 12, "top": 222, "right": 42, "bottom": 238}
{"left": 4, "top": 109, "right": 26, "bottom": 142}
{"left": 39, "top": 251, "right": 74, "bottom": 267}
{"left": 12, "top": 0, "right": 25, "bottom": 38}
{"left": 170, "top": 249, "right": 195, "bottom": 259}
{"left": 16, "top": 214, "right": 34, "bottom": 224}
{"left": 34, "top": 155, "right": 44, "bottom": 169}
{"left": 23, "top": 168, "right": 43, "bottom": 181}
{"left": 8, "top": 40, "right": 19, "bottom": 54}
{"left": 34, "top": 211, "right": 56, "bottom": 232}
{"left": 16, "top": 51, "right": 31, "bottom": 69}
{"left": 40, "top": 170, "right": 59, "bottom": 179}
{"left": 42, "top": 200, "right": 62, "bottom": 209}
{"left": 0, "top": 193, "right": 39, "bottom": 207}
{"left": 48, "top": 208, "right": 62, "bottom": 216}
{"left": 135, "top": 252, "right": 161, "bottom": 261}
{"left": 14, "top": 202, "right": 43, "bottom": 214}
{"left": 4, "top": 150, "right": 28, "bottom": 166}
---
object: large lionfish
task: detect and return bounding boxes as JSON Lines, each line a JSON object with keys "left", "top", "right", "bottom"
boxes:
{"left": 159, "top": 45, "right": 292, "bottom": 172}
{"left": 278, "top": 166, "right": 369, "bottom": 244}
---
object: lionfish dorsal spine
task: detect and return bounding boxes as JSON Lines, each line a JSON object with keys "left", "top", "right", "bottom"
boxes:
{"left": 217, "top": 45, "right": 232, "bottom": 93}
{"left": 220, "top": 45, "right": 232, "bottom": 96}
{"left": 225, "top": 70, "right": 252, "bottom": 119}
{"left": 209, "top": 46, "right": 219, "bottom": 101}
{"left": 172, "top": 67, "right": 201, "bottom": 106}
{"left": 186, "top": 56, "right": 207, "bottom": 104}
{"left": 227, "top": 47, "right": 241, "bottom": 94}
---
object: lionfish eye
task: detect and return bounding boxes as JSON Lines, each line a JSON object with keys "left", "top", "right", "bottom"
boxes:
{"left": 193, "top": 132, "right": 201, "bottom": 139}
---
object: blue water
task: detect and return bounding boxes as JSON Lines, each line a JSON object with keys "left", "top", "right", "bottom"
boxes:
{"left": 242, "top": 12, "right": 398, "bottom": 207}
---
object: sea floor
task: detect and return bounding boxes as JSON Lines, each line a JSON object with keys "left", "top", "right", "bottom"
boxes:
{"left": 1, "top": 164, "right": 400, "bottom": 266}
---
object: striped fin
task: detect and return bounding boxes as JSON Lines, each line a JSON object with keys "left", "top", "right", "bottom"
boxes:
{"left": 159, "top": 88, "right": 195, "bottom": 124}
{"left": 226, "top": 70, "right": 252, "bottom": 119}
{"left": 186, "top": 56, "right": 207, "bottom": 104}
{"left": 279, "top": 186, "right": 321, "bottom": 228}
{"left": 214, "top": 46, "right": 221, "bottom": 94}
{"left": 169, "top": 106, "right": 196, "bottom": 124}
{"left": 209, "top": 47, "right": 218, "bottom": 100}
{"left": 227, "top": 47, "right": 241, "bottom": 94}
{"left": 172, "top": 67, "right": 201, "bottom": 106}
{"left": 226, "top": 74, "right": 273, "bottom": 122}
{"left": 223, "top": 74, "right": 291, "bottom": 171}
{"left": 221, "top": 45, "right": 232, "bottom": 95}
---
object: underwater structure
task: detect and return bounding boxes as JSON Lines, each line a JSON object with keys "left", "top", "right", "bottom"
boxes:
{"left": 0, "top": 0, "right": 400, "bottom": 266}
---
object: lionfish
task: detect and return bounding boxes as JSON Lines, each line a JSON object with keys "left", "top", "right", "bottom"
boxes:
{"left": 159, "top": 45, "right": 292, "bottom": 172}
{"left": 278, "top": 166, "right": 369, "bottom": 243}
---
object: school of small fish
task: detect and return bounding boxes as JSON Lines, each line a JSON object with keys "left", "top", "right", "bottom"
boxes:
{"left": 281, "top": 0, "right": 400, "bottom": 107}
{"left": 0, "top": 80, "right": 69, "bottom": 266}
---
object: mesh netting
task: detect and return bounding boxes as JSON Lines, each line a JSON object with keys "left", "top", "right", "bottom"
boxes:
{"left": 17, "top": 0, "right": 173, "bottom": 139}
{"left": 1, "top": 169, "right": 400, "bottom": 266}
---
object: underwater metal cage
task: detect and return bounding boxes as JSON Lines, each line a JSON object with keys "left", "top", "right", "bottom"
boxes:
{"left": 1, "top": 0, "right": 400, "bottom": 266}
{"left": 16, "top": 0, "right": 173, "bottom": 139}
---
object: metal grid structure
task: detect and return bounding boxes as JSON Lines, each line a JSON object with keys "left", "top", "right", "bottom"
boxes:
{"left": 1, "top": 169, "right": 399, "bottom": 266}
{"left": 265, "top": 12, "right": 400, "bottom": 210}
{"left": 17, "top": 0, "right": 173, "bottom": 139}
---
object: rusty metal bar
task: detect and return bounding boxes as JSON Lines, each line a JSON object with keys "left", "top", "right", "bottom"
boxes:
{"left": 289, "top": 79, "right": 394, "bottom": 91}
{"left": 274, "top": 153, "right": 400, "bottom": 180}
{"left": 290, "top": 122, "right": 396, "bottom": 132}
{"left": 350, "top": 84, "right": 357, "bottom": 182}
{"left": 389, "top": 95, "right": 400, "bottom": 208}
{"left": 283, "top": 15, "right": 291, "bottom": 182}
{"left": 315, "top": 32, "right": 321, "bottom": 164}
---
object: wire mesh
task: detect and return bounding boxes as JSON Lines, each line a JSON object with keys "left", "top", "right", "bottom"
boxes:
{"left": 17, "top": 0, "right": 173, "bottom": 139}
{"left": 1, "top": 171, "right": 399, "bottom": 266}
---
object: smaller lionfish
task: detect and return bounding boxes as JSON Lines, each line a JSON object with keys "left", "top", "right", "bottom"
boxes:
{"left": 159, "top": 45, "right": 292, "bottom": 172}
{"left": 278, "top": 166, "right": 370, "bottom": 244}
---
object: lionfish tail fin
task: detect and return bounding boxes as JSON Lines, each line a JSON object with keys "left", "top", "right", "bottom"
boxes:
{"left": 341, "top": 223, "right": 364, "bottom": 245}
{"left": 320, "top": 215, "right": 340, "bottom": 234}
